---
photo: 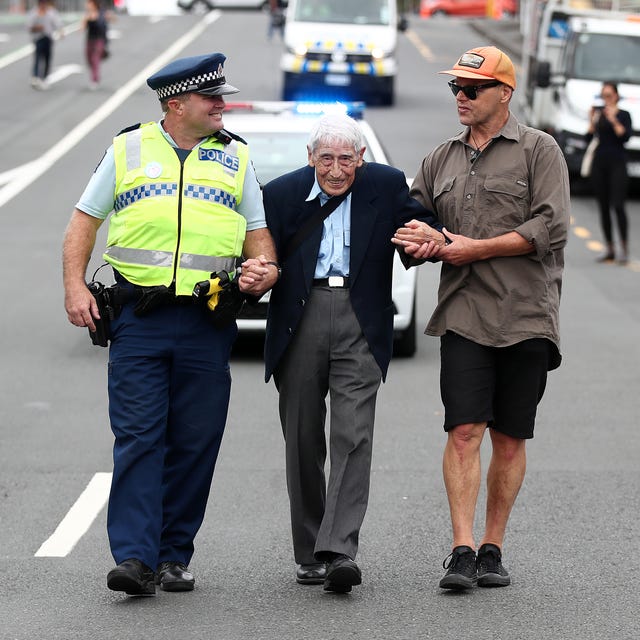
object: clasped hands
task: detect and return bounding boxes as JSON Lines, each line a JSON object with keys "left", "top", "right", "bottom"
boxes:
{"left": 238, "top": 254, "right": 279, "bottom": 295}
{"left": 392, "top": 220, "right": 475, "bottom": 266}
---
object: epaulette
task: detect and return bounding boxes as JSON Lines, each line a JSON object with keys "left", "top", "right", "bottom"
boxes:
{"left": 214, "top": 128, "right": 247, "bottom": 146}
{"left": 115, "top": 123, "right": 142, "bottom": 137}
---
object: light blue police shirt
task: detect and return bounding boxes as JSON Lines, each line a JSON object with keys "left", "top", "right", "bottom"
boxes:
{"left": 307, "top": 178, "right": 351, "bottom": 279}
{"left": 76, "top": 121, "right": 267, "bottom": 231}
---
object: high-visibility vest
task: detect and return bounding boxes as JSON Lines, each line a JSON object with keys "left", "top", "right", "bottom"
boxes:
{"left": 105, "top": 122, "right": 248, "bottom": 296}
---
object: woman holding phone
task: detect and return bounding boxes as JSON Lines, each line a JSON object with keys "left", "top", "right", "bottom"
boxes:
{"left": 587, "top": 81, "right": 632, "bottom": 264}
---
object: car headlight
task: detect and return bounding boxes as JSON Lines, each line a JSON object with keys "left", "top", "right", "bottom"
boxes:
{"left": 371, "top": 48, "right": 388, "bottom": 60}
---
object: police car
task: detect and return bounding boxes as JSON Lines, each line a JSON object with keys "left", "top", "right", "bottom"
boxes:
{"left": 224, "top": 101, "right": 418, "bottom": 357}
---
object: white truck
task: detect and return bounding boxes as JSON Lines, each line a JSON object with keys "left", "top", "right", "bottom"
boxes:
{"left": 519, "top": 0, "right": 640, "bottom": 178}
{"left": 280, "top": 0, "right": 407, "bottom": 106}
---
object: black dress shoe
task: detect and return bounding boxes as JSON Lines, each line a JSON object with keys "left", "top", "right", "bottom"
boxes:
{"left": 323, "top": 554, "right": 361, "bottom": 593}
{"left": 107, "top": 559, "right": 155, "bottom": 596}
{"left": 155, "top": 561, "right": 195, "bottom": 592}
{"left": 295, "top": 563, "right": 327, "bottom": 585}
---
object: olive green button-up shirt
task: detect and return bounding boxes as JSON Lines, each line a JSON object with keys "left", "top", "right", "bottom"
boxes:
{"left": 410, "top": 113, "right": 570, "bottom": 369}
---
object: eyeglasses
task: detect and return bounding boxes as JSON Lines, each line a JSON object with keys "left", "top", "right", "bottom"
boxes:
{"left": 448, "top": 80, "right": 501, "bottom": 100}
{"left": 315, "top": 153, "right": 358, "bottom": 169}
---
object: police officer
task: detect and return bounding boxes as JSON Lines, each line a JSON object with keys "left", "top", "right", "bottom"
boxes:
{"left": 63, "top": 53, "right": 279, "bottom": 596}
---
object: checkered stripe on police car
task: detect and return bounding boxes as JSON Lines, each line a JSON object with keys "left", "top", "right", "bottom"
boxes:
{"left": 156, "top": 70, "right": 224, "bottom": 100}
{"left": 184, "top": 185, "right": 237, "bottom": 209}
{"left": 114, "top": 183, "right": 178, "bottom": 211}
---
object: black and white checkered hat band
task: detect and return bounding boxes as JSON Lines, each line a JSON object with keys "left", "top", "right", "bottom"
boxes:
{"left": 156, "top": 72, "right": 226, "bottom": 100}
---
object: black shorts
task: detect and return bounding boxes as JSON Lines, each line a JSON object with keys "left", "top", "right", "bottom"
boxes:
{"left": 440, "top": 332, "right": 551, "bottom": 439}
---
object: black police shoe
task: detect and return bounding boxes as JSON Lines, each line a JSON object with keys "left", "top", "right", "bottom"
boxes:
{"left": 295, "top": 562, "right": 327, "bottom": 585}
{"left": 155, "top": 561, "right": 195, "bottom": 592}
{"left": 107, "top": 558, "right": 156, "bottom": 596}
{"left": 439, "top": 546, "right": 477, "bottom": 590}
{"left": 323, "top": 554, "right": 362, "bottom": 593}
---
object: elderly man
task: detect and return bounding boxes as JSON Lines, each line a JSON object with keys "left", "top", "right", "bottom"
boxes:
{"left": 63, "top": 53, "right": 278, "bottom": 596}
{"left": 394, "top": 46, "right": 570, "bottom": 590}
{"left": 263, "top": 113, "right": 441, "bottom": 593}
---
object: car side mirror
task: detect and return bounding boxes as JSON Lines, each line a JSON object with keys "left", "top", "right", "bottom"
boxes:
{"left": 397, "top": 15, "right": 408, "bottom": 32}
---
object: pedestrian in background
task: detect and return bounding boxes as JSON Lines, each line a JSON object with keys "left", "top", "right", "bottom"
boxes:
{"left": 82, "top": 0, "right": 112, "bottom": 90}
{"left": 26, "top": 0, "right": 63, "bottom": 90}
{"left": 263, "top": 113, "right": 441, "bottom": 594}
{"left": 394, "top": 46, "right": 569, "bottom": 590}
{"left": 267, "top": 0, "right": 286, "bottom": 41}
{"left": 62, "top": 53, "right": 278, "bottom": 596}
{"left": 587, "top": 81, "right": 632, "bottom": 264}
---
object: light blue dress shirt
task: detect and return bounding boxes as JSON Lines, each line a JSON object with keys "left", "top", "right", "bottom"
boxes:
{"left": 307, "top": 178, "right": 351, "bottom": 278}
{"left": 75, "top": 121, "right": 267, "bottom": 231}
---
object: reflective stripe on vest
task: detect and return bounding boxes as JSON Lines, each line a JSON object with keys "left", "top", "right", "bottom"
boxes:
{"left": 104, "top": 245, "right": 237, "bottom": 273}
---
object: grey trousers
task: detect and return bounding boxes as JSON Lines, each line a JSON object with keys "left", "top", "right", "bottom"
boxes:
{"left": 273, "top": 285, "right": 382, "bottom": 564}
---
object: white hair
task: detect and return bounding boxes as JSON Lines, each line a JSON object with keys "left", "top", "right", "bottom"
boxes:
{"left": 307, "top": 114, "right": 364, "bottom": 154}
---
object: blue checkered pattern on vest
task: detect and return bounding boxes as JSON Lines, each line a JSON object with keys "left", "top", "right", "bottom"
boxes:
{"left": 183, "top": 184, "right": 237, "bottom": 209}
{"left": 114, "top": 183, "right": 178, "bottom": 212}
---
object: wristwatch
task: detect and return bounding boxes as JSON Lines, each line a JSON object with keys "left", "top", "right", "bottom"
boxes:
{"left": 266, "top": 261, "right": 282, "bottom": 280}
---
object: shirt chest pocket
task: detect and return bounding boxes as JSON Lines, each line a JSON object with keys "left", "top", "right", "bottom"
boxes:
{"left": 432, "top": 175, "right": 457, "bottom": 226}
{"left": 480, "top": 175, "right": 530, "bottom": 227}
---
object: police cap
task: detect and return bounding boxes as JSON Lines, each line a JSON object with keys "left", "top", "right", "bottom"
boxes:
{"left": 146, "top": 53, "right": 239, "bottom": 101}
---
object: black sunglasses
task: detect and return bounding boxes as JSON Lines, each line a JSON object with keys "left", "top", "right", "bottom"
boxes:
{"left": 448, "top": 80, "right": 501, "bottom": 100}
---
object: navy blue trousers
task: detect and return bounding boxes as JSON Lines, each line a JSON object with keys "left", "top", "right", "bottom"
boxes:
{"left": 107, "top": 301, "right": 236, "bottom": 569}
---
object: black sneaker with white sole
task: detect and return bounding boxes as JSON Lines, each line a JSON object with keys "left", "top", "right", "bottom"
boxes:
{"left": 476, "top": 543, "right": 511, "bottom": 587}
{"left": 439, "top": 545, "right": 477, "bottom": 590}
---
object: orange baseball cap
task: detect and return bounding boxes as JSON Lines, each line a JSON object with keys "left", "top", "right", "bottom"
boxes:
{"left": 439, "top": 46, "right": 516, "bottom": 90}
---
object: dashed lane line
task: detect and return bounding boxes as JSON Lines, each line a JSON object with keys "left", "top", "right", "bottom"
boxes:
{"left": 35, "top": 473, "right": 111, "bottom": 557}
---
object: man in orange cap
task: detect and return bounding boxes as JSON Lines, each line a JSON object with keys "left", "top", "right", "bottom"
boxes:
{"left": 393, "top": 46, "right": 570, "bottom": 590}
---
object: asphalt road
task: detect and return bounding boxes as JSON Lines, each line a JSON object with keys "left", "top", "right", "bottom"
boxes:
{"left": 0, "top": 10, "right": 638, "bottom": 640}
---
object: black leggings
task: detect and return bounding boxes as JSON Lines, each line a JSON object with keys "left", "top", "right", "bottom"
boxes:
{"left": 33, "top": 36, "right": 52, "bottom": 80}
{"left": 590, "top": 156, "right": 628, "bottom": 244}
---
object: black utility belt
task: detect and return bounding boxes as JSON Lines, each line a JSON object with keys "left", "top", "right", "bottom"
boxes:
{"left": 312, "top": 276, "right": 349, "bottom": 288}
{"left": 87, "top": 271, "right": 246, "bottom": 348}
{"left": 113, "top": 285, "right": 194, "bottom": 308}
{"left": 87, "top": 282, "right": 196, "bottom": 348}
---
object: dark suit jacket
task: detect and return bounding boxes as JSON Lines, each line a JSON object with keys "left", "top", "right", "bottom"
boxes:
{"left": 263, "top": 162, "right": 439, "bottom": 382}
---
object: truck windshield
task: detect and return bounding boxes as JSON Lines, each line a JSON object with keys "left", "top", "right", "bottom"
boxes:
{"left": 294, "top": 0, "right": 391, "bottom": 25}
{"left": 571, "top": 32, "right": 640, "bottom": 83}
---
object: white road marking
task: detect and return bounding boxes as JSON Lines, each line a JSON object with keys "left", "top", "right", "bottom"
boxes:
{"left": 0, "top": 161, "right": 38, "bottom": 186}
{"left": 35, "top": 473, "right": 112, "bottom": 557}
{"left": 0, "top": 42, "right": 32, "bottom": 70}
{"left": 0, "top": 11, "right": 221, "bottom": 210}
{"left": 45, "top": 63, "right": 83, "bottom": 85}
{"left": 0, "top": 22, "right": 81, "bottom": 70}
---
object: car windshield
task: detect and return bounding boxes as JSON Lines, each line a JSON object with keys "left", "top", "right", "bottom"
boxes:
{"left": 241, "top": 130, "right": 376, "bottom": 186}
{"left": 570, "top": 32, "right": 640, "bottom": 83}
{"left": 294, "top": 0, "right": 390, "bottom": 25}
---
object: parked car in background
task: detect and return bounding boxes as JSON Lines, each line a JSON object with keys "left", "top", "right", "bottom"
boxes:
{"left": 420, "top": 0, "right": 517, "bottom": 18}
{"left": 177, "top": 0, "right": 270, "bottom": 13}
{"left": 223, "top": 101, "right": 419, "bottom": 357}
